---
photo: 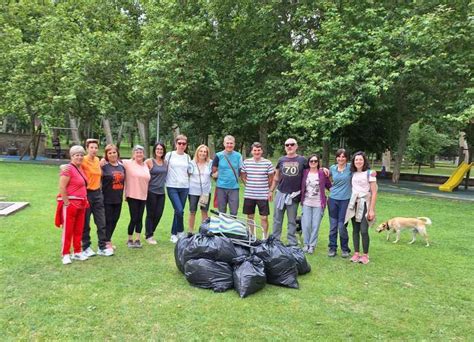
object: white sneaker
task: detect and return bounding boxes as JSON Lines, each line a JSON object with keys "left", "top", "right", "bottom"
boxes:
{"left": 83, "top": 247, "right": 96, "bottom": 257}
{"left": 146, "top": 237, "right": 157, "bottom": 245}
{"left": 97, "top": 248, "right": 114, "bottom": 256}
{"left": 71, "top": 252, "right": 88, "bottom": 261}
{"left": 177, "top": 232, "right": 185, "bottom": 239}
{"left": 62, "top": 254, "right": 72, "bottom": 265}
{"left": 170, "top": 235, "right": 178, "bottom": 243}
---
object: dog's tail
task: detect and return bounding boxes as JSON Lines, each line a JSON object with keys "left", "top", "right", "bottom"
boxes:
{"left": 417, "top": 217, "right": 432, "bottom": 225}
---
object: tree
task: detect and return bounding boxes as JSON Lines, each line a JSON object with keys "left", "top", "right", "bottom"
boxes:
{"left": 405, "top": 123, "right": 449, "bottom": 174}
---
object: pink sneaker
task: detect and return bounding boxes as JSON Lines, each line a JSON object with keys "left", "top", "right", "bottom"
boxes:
{"left": 359, "top": 254, "right": 370, "bottom": 265}
{"left": 350, "top": 252, "right": 360, "bottom": 263}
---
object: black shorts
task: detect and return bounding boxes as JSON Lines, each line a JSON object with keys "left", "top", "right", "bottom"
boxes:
{"left": 188, "top": 194, "right": 211, "bottom": 213}
{"left": 243, "top": 198, "right": 270, "bottom": 216}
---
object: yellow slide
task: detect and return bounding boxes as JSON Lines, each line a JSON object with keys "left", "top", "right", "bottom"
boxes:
{"left": 439, "top": 162, "right": 473, "bottom": 192}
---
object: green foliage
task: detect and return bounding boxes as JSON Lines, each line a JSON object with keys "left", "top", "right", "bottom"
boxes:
{"left": 406, "top": 123, "right": 450, "bottom": 166}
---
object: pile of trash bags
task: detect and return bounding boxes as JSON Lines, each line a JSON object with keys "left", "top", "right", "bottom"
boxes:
{"left": 175, "top": 233, "right": 311, "bottom": 298}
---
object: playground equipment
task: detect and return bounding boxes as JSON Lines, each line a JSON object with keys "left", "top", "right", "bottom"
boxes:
{"left": 438, "top": 161, "right": 473, "bottom": 192}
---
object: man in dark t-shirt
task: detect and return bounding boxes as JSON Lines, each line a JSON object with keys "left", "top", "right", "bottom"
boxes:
{"left": 269, "top": 138, "right": 307, "bottom": 246}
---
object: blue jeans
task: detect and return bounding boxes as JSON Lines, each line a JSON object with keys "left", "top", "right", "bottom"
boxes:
{"left": 327, "top": 198, "right": 350, "bottom": 252}
{"left": 301, "top": 205, "right": 324, "bottom": 248}
{"left": 167, "top": 187, "right": 189, "bottom": 235}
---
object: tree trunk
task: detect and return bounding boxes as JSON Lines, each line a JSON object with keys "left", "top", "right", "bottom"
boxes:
{"left": 259, "top": 121, "right": 268, "bottom": 157}
{"left": 172, "top": 124, "right": 180, "bottom": 140}
{"left": 322, "top": 139, "right": 330, "bottom": 168}
{"left": 392, "top": 120, "right": 412, "bottom": 183}
{"left": 1, "top": 116, "right": 7, "bottom": 133}
{"left": 417, "top": 163, "right": 421, "bottom": 174}
{"left": 69, "top": 115, "right": 81, "bottom": 145}
{"left": 137, "top": 119, "right": 149, "bottom": 158}
{"left": 208, "top": 134, "right": 215, "bottom": 158}
{"left": 33, "top": 124, "right": 42, "bottom": 160}
{"left": 116, "top": 122, "right": 124, "bottom": 148}
{"left": 102, "top": 118, "right": 114, "bottom": 145}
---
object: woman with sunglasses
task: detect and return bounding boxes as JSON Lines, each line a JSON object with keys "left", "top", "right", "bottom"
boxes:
{"left": 327, "top": 148, "right": 352, "bottom": 258}
{"left": 165, "top": 135, "right": 192, "bottom": 243}
{"left": 300, "top": 154, "right": 332, "bottom": 254}
{"left": 144, "top": 142, "right": 167, "bottom": 245}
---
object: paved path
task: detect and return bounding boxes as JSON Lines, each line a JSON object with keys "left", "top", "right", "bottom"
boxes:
{"left": 378, "top": 179, "right": 474, "bottom": 202}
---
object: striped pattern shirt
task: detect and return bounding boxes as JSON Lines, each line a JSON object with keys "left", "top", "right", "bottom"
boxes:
{"left": 242, "top": 158, "right": 274, "bottom": 200}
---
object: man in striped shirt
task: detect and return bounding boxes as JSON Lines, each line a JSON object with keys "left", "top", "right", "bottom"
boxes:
{"left": 241, "top": 142, "right": 274, "bottom": 239}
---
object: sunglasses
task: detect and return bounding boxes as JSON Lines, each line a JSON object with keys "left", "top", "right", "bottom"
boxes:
{"left": 309, "top": 159, "right": 319, "bottom": 163}
{"left": 285, "top": 143, "right": 296, "bottom": 147}
{"left": 177, "top": 141, "right": 187, "bottom": 146}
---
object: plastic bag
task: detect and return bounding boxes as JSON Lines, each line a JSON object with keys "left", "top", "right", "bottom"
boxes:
{"left": 233, "top": 244, "right": 251, "bottom": 257}
{"left": 174, "top": 233, "right": 194, "bottom": 273}
{"left": 182, "top": 233, "right": 237, "bottom": 264}
{"left": 232, "top": 255, "right": 266, "bottom": 298}
{"left": 253, "top": 236, "right": 299, "bottom": 289}
{"left": 287, "top": 246, "right": 311, "bottom": 275}
{"left": 184, "top": 258, "right": 233, "bottom": 292}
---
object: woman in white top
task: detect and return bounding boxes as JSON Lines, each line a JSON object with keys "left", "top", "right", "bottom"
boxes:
{"left": 165, "top": 134, "right": 192, "bottom": 243}
{"left": 345, "top": 151, "right": 377, "bottom": 265}
{"left": 188, "top": 144, "right": 212, "bottom": 232}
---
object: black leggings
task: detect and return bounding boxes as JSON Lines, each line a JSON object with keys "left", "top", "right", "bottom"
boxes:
{"left": 104, "top": 202, "right": 122, "bottom": 241}
{"left": 127, "top": 198, "right": 146, "bottom": 235}
{"left": 145, "top": 192, "right": 166, "bottom": 239}
{"left": 351, "top": 204, "right": 370, "bottom": 254}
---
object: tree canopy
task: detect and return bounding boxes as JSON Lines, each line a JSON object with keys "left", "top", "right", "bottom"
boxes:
{"left": 1, "top": 1, "right": 472, "bottom": 180}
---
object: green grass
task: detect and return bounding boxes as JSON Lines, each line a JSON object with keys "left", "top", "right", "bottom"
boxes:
{"left": 1, "top": 163, "right": 473, "bottom": 340}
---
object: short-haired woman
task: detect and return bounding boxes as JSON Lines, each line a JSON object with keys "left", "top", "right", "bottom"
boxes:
{"left": 144, "top": 142, "right": 167, "bottom": 245}
{"left": 165, "top": 134, "right": 192, "bottom": 243}
{"left": 101, "top": 144, "right": 125, "bottom": 250}
{"left": 122, "top": 145, "right": 151, "bottom": 248}
{"left": 345, "top": 151, "right": 378, "bottom": 264}
{"left": 300, "top": 154, "right": 332, "bottom": 254}
{"left": 188, "top": 144, "right": 212, "bottom": 232}
{"left": 55, "top": 145, "right": 89, "bottom": 265}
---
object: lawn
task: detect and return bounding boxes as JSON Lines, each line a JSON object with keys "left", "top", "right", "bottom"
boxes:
{"left": 1, "top": 162, "right": 473, "bottom": 340}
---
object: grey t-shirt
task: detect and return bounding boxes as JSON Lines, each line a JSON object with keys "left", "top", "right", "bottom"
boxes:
{"left": 276, "top": 155, "right": 307, "bottom": 195}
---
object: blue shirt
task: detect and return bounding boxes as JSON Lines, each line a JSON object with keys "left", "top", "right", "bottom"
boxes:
{"left": 212, "top": 151, "right": 243, "bottom": 189}
{"left": 329, "top": 164, "right": 352, "bottom": 200}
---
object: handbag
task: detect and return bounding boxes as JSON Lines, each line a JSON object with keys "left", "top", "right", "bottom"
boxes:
{"left": 196, "top": 161, "right": 209, "bottom": 209}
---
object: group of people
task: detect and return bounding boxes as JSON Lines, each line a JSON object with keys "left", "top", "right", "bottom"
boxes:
{"left": 56, "top": 135, "right": 377, "bottom": 266}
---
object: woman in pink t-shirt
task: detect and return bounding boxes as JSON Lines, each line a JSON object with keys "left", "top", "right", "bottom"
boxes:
{"left": 56, "top": 145, "right": 89, "bottom": 265}
{"left": 122, "top": 145, "right": 151, "bottom": 248}
{"left": 345, "top": 151, "right": 378, "bottom": 264}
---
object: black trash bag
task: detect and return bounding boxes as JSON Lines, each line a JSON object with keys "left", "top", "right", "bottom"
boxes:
{"left": 287, "top": 246, "right": 311, "bottom": 275}
{"left": 233, "top": 244, "right": 251, "bottom": 257}
{"left": 232, "top": 255, "right": 266, "bottom": 298}
{"left": 184, "top": 258, "right": 233, "bottom": 292}
{"left": 174, "top": 233, "right": 194, "bottom": 273}
{"left": 199, "top": 217, "right": 211, "bottom": 234}
{"left": 252, "top": 235, "right": 299, "bottom": 289}
{"left": 182, "top": 233, "right": 237, "bottom": 264}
